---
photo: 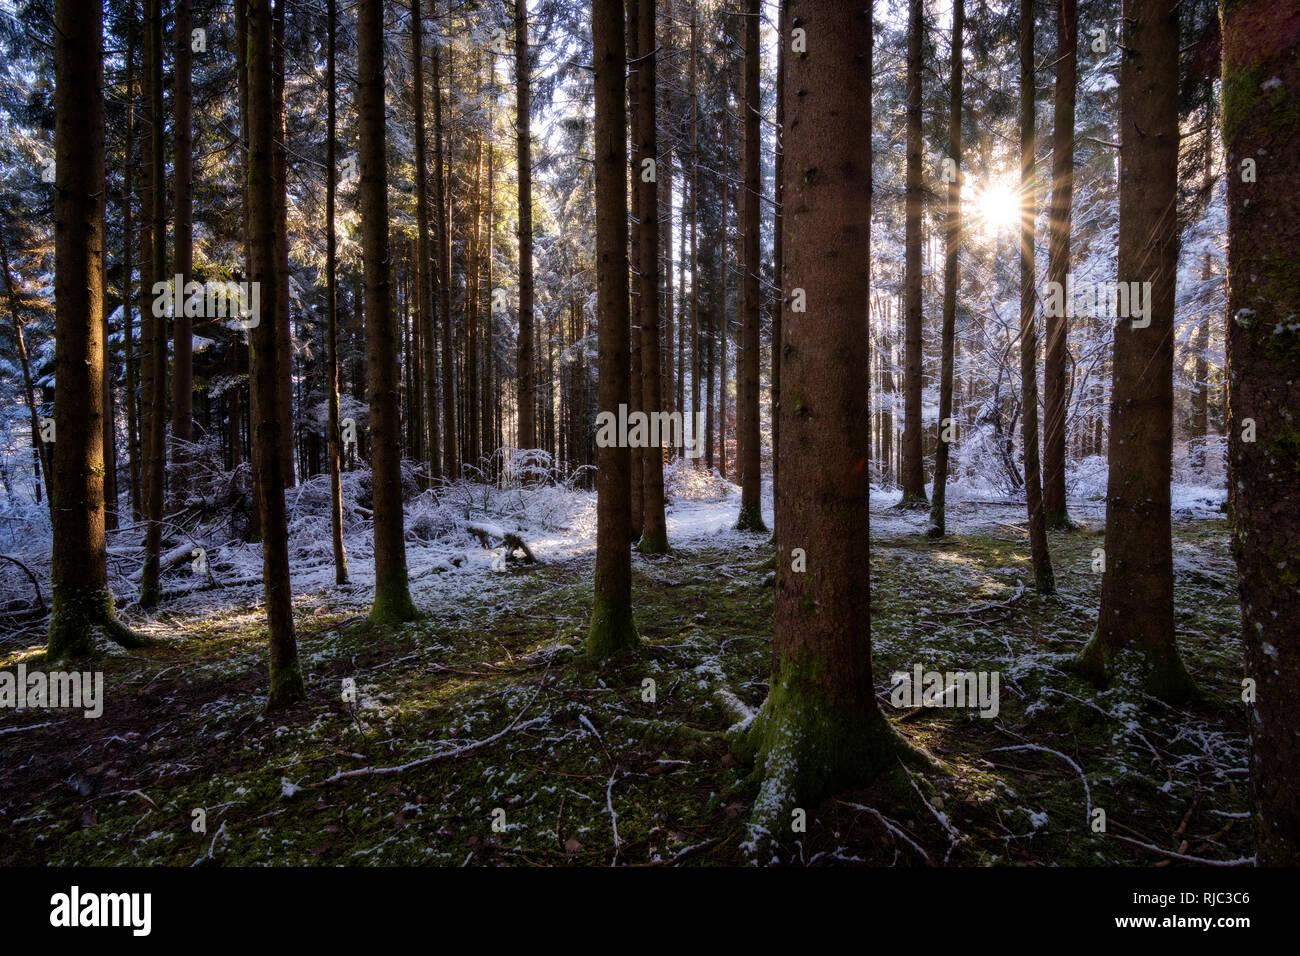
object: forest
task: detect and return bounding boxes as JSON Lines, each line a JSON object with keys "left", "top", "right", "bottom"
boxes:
{"left": 0, "top": 0, "right": 1295, "bottom": 881}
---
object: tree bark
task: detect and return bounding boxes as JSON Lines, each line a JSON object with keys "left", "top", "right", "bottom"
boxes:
{"left": 1222, "top": 0, "right": 1300, "bottom": 864}
{"left": 587, "top": 0, "right": 639, "bottom": 657}
{"left": 139, "top": 0, "right": 168, "bottom": 610}
{"left": 47, "top": 0, "right": 146, "bottom": 657}
{"left": 327, "top": 0, "right": 348, "bottom": 585}
{"left": 1075, "top": 0, "right": 1194, "bottom": 699}
{"left": 172, "top": 0, "right": 194, "bottom": 504}
{"left": 515, "top": 0, "right": 536, "bottom": 454}
{"left": 637, "top": 0, "right": 669, "bottom": 552}
{"left": 1043, "top": 0, "right": 1077, "bottom": 529}
{"left": 273, "top": 0, "right": 295, "bottom": 488}
{"left": 929, "top": 0, "right": 963, "bottom": 538}
{"left": 247, "top": 0, "right": 306, "bottom": 706}
{"left": 1018, "top": 0, "right": 1054, "bottom": 594}
{"left": 742, "top": 0, "right": 900, "bottom": 840}
{"left": 735, "top": 0, "right": 765, "bottom": 532}
{"left": 358, "top": 0, "right": 420, "bottom": 624}
{"left": 899, "top": 0, "right": 928, "bottom": 508}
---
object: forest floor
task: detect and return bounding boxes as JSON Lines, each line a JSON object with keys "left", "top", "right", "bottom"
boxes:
{"left": 0, "top": 477, "right": 1252, "bottom": 866}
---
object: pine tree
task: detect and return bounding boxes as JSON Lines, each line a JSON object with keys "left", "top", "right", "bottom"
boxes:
{"left": 587, "top": 0, "right": 638, "bottom": 657}
{"left": 1221, "top": 0, "right": 1300, "bottom": 865}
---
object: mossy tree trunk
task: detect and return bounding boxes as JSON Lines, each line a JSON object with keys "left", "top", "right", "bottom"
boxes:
{"left": 47, "top": 0, "right": 147, "bottom": 659}
{"left": 587, "top": 0, "right": 638, "bottom": 658}
{"left": 1075, "top": 0, "right": 1193, "bottom": 700}
{"left": 929, "top": 0, "right": 963, "bottom": 539}
{"left": 1221, "top": 0, "right": 1300, "bottom": 865}
{"left": 743, "top": 0, "right": 900, "bottom": 837}
{"left": 358, "top": 0, "right": 420, "bottom": 625}
{"left": 1019, "top": 0, "right": 1055, "bottom": 595}
{"left": 247, "top": 0, "right": 306, "bottom": 708}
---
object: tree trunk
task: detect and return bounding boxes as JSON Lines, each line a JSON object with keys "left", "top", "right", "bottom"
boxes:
{"left": 689, "top": 3, "right": 701, "bottom": 471}
{"left": 432, "top": 19, "right": 455, "bottom": 479}
{"left": 412, "top": 0, "right": 440, "bottom": 486}
{"left": 327, "top": 0, "right": 348, "bottom": 585}
{"left": 273, "top": 0, "right": 295, "bottom": 488}
{"left": 1018, "top": 0, "right": 1054, "bottom": 594}
{"left": 172, "top": 0, "right": 194, "bottom": 505}
{"left": 742, "top": 0, "right": 900, "bottom": 840}
{"left": 247, "top": 0, "right": 306, "bottom": 707}
{"left": 1075, "top": 0, "right": 1194, "bottom": 699}
{"left": 587, "top": 0, "right": 638, "bottom": 657}
{"left": 1043, "top": 0, "right": 1076, "bottom": 529}
{"left": 637, "top": 0, "right": 669, "bottom": 552}
{"left": 1222, "top": 0, "right": 1300, "bottom": 864}
{"left": 515, "top": 0, "right": 536, "bottom": 454}
{"left": 123, "top": 16, "right": 141, "bottom": 521}
{"left": 47, "top": 0, "right": 146, "bottom": 657}
{"left": 929, "top": 0, "right": 962, "bottom": 538}
{"left": 139, "top": 0, "right": 168, "bottom": 610}
{"left": 771, "top": 0, "right": 786, "bottom": 520}
{"left": 359, "top": 0, "right": 420, "bottom": 624}
{"left": 899, "top": 0, "right": 928, "bottom": 508}
{"left": 735, "top": 0, "right": 765, "bottom": 532}
{"left": 1190, "top": 252, "right": 1211, "bottom": 472}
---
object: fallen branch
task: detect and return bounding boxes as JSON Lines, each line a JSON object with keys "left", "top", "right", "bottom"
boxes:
{"left": 929, "top": 579, "right": 1026, "bottom": 618}
{"left": 466, "top": 522, "right": 540, "bottom": 564}
{"left": 0, "top": 553, "right": 45, "bottom": 611}
{"left": 1109, "top": 833, "right": 1253, "bottom": 867}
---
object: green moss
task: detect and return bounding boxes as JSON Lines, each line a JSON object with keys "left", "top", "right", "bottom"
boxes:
{"left": 637, "top": 529, "right": 670, "bottom": 555}
{"left": 585, "top": 591, "right": 639, "bottom": 658}
{"left": 734, "top": 503, "right": 767, "bottom": 533}
{"left": 47, "top": 583, "right": 150, "bottom": 660}
{"left": 368, "top": 568, "right": 421, "bottom": 626}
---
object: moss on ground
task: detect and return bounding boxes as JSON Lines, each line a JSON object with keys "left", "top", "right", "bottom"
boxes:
{"left": 0, "top": 515, "right": 1250, "bottom": 866}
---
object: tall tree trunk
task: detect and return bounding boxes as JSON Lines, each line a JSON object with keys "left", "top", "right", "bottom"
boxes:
{"left": 929, "top": 0, "right": 963, "bottom": 538}
{"left": 741, "top": 0, "right": 900, "bottom": 840}
{"left": 273, "top": 0, "right": 295, "bottom": 487}
{"left": 247, "top": 0, "right": 307, "bottom": 707}
{"left": 327, "top": 0, "right": 348, "bottom": 585}
{"left": 139, "top": 0, "right": 168, "bottom": 610}
{"left": 587, "top": 0, "right": 638, "bottom": 656}
{"left": 1018, "top": 0, "right": 1054, "bottom": 594}
{"left": 172, "top": 0, "right": 194, "bottom": 504}
{"left": 899, "top": 0, "right": 928, "bottom": 508}
{"left": 515, "top": 0, "right": 536, "bottom": 454}
{"left": 1075, "top": 0, "right": 1194, "bottom": 699}
{"left": 1043, "top": 0, "right": 1076, "bottom": 529}
{"left": 689, "top": 3, "right": 701, "bottom": 471}
{"left": 771, "top": 0, "right": 786, "bottom": 519}
{"left": 431, "top": 17, "right": 455, "bottom": 479}
{"left": 1222, "top": 0, "right": 1300, "bottom": 865}
{"left": 637, "top": 0, "right": 669, "bottom": 552}
{"left": 412, "top": 0, "right": 440, "bottom": 486}
{"left": 359, "top": 0, "right": 420, "bottom": 624}
{"left": 628, "top": 0, "right": 643, "bottom": 536}
{"left": 467, "top": 88, "right": 484, "bottom": 471}
{"left": 123, "top": 16, "right": 141, "bottom": 521}
{"left": 48, "top": 0, "right": 146, "bottom": 657}
{"left": 735, "top": 0, "right": 765, "bottom": 532}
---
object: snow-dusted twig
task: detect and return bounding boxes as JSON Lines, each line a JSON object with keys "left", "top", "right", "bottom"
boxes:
{"left": 606, "top": 767, "right": 622, "bottom": 866}
{"left": 991, "top": 743, "right": 1092, "bottom": 824}
{"left": 1109, "top": 833, "right": 1253, "bottom": 867}
{"left": 837, "top": 800, "right": 933, "bottom": 865}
